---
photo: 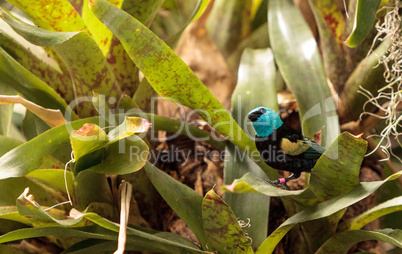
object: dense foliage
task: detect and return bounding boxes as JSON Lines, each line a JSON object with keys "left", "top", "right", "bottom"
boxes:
{"left": 0, "top": 0, "right": 401, "bottom": 253}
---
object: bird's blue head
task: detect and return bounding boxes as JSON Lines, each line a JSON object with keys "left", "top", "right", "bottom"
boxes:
{"left": 247, "top": 107, "right": 283, "bottom": 137}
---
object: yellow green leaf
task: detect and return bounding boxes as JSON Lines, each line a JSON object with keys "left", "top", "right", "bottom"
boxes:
{"left": 6, "top": 0, "right": 86, "bottom": 32}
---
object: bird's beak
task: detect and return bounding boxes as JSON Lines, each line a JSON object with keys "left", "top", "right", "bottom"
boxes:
{"left": 247, "top": 112, "right": 260, "bottom": 122}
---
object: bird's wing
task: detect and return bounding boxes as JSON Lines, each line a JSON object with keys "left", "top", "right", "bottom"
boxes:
{"left": 301, "top": 138, "right": 325, "bottom": 159}
{"left": 280, "top": 138, "right": 310, "bottom": 155}
{"left": 280, "top": 137, "right": 324, "bottom": 159}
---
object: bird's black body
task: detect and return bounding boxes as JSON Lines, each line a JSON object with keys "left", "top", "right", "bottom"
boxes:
{"left": 254, "top": 124, "right": 319, "bottom": 176}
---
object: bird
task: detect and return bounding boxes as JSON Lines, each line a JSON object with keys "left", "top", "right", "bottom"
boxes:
{"left": 247, "top": 106, "right": 325, "bottom": 189}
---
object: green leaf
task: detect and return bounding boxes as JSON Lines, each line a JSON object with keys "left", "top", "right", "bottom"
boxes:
{"left": 255, "top": 170, "right": 402, "bottom": 254}
{"left": 338, "top": 196, "right": 402, "bottom": 232}
{"left": 37, "top": 156, "right": 65, "bottom": 170}
{"left": 227, "top": 23, "right": 270, "bottom": 74}
{"left": 316, "top": 229, "right": 402, "bottom": 253}
{"left": 206, "top": 0, "right": 253, "bottom": 57}
{"left": 0, "top": 117, "right": 100, "bottom": 180}
{"left": 89, "top": 0, "right": 257, "bottom": 162}
{"left": 0, "top": 223, "right": 209, "bottom": 254}
{"left": 231, "top": 47, "right": 279, "bottom": 143}
{"left": 187, "top": 0, "right": 210, "bottom": 24}
{"left": 0, "top": 135, "right": 21, "bottom": 157}
{"left": 224, "top": 48, "right": 278, "bottom": 248}
{"left": 5, "top": 0, "right": 86, "bottom": 32}
{"left": 345, "top": 0, "right": 381, "bottom": 47}
{"left": 122, "top": 0, "right": 165, "bottom": 25}
{"left": 251, "top": 0, "right": 264, "bottom": 20}
{"left": 72, "top": 174, "right": 115, "bottom": 211}
{"left": 65, "top": 239, "right": 203, "bottom": 254}
{"left": 106, "top": 0, "right": 166, "bottom": 97}
{"left": 340, "top": 38, "right": 391, "bottom": 121}
{"left": 107, "top": 38, "right": 140, "bottom": 97}
{"left": 73, "top": 134, "right": 149, "bottom": 175}
{"left": 0, "top": 177, "right": 65, "bottom": 207}
{"left": 268, "top": 0, "right": 339, "bottom": 145}
{"left": 22, "top": 111, "right": 51, "bottom": 141}
{"left": 309, "top": 132, "right": 367, "bottom": 201}
{"left": 0, "top": 47, "right": 69, "bottom": 115}
{"left": 91, "top": 92, "right": 116, "bottom": 124}
{"left": 110, "top": 0, "right": 208, "bottom": 100}
{"left": 166, "top": 0, "right": 211, "bottom": 47}
{"left": 0, "top": 208, "right": 31, "bottom": 227}
{"left": 117, "top": 93, "right": 138, "bottom": 110}
{"left": 26, "top": 169, "right": 74, "bottom": 196}
{"left": 63, "top": 239, "right": 113, "bottom": 253}
{"left": 308, "top": 0, "right": 348, "bottom": 93}
{"left": 82, "top": 0, "right": 123, "bottom": 55}
{"left": 0, "top": 226, "right": 118, "bottom": 244}
{"left": 202, "top": 190, "right": 253, "bottom": 253}
{"left": 0, "top": 85, "right": 14, "bottom": 136}
{"left": 1, "top": 11, "right": 121, "bottom": 117}
{"left": 143, "top": 162, "right": 206, "bottom": 248}
{"left": 0, "top": 28, "right": 74, "bottom": 103}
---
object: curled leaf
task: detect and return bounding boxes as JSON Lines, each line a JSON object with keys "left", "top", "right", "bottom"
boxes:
{"left": 16, "top": 188, "right": 88, "bottom": 227}
{"left": 0, "top": 117, "right": 101, "bottom": 180}
{"left": 0, "top": 95, "right": 65, "bottom": 127}
{"left": 70, "top": 123, "right": 109, "bottom": 161}
{"left": 108, "top": 117, "right": 152, "bottom": 141}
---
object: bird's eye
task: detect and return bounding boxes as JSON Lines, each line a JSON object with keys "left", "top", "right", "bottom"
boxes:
{"left": 259, "top": 108, "right": 266, "bottom": 114}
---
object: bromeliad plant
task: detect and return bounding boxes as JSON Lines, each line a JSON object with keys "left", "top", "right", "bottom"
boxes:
{"left": 0, "top": 0, "right": 401, "bottom": 253}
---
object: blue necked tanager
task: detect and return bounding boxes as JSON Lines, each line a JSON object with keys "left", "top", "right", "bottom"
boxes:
{"left": 247, "top": 106, "right": 324, "bottom": 189}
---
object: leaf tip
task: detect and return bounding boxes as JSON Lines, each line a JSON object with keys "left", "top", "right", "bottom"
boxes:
{"left": 68, "top": 208, "right": 84, "bottom": 219}
{"left": 344, "top": 38, "right": 357, "bottom": 48}
{"left": 73, "top": 123, "right": 103, "bottom": 136}
{"left": 351, "top": 133, "right": 364, "bottom": 139}
{"left": 224, "top": 183, "right": 235, "bottom": 192}
{"left": 314, "top": 127, "right": 324, "bottom": 145}
{"left": 141, "top": 118, "right": 152, "bottom": 131}
{"left": 17, "top": 187, "right": 37, "bottom": 207}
